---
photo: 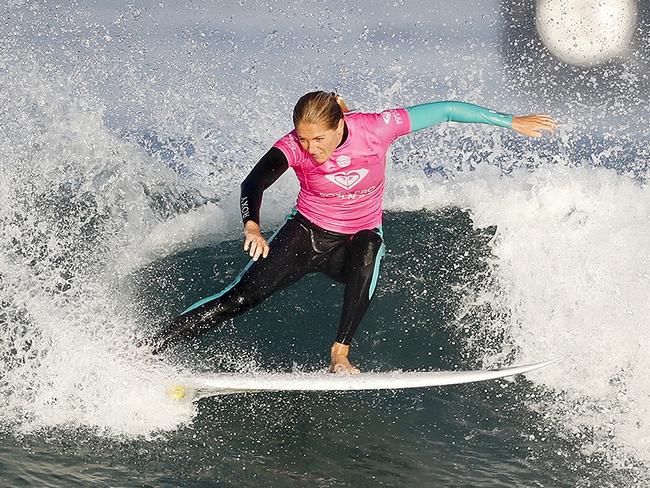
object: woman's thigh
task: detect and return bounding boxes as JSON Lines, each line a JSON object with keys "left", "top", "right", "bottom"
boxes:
{"left": 320, "top": 229, "right": 383, "bottom": 283}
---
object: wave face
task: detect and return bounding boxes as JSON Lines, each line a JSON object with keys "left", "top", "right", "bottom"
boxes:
{"left": 0, "top": 1, "right": 648, "bottom": 486}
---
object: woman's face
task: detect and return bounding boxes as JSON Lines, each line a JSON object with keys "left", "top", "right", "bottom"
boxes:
{"left": 295, "top": 118, "right": 345, "bottom": 163}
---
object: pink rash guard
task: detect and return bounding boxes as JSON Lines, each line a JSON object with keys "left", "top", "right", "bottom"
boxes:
{"left": 272, "top": 108, "right": 411, "bottom": 234}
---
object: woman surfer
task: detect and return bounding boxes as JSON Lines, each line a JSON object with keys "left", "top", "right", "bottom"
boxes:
{"left": 151, "top": 91, "right": 557, "bottom": 373}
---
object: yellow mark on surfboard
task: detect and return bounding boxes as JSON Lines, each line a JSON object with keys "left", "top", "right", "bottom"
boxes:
{"left": 168, "top": 385, "right": 186, "bottom": 400}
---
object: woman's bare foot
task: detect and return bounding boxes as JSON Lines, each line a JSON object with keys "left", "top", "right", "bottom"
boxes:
{"left": 329, "top": 342, "right": 361, "bottom": 374}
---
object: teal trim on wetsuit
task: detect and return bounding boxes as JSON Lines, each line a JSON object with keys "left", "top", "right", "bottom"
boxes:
{"left": 406, "top": 101, "right": 513, "bottom": 132}
{"left": 368, "top": 225, "right": 384, "bottom": 299}
{"left": 181, "top": 208, "right": 298, "bottom": 315}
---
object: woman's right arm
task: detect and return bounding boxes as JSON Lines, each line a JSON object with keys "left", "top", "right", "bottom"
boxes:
{"left": 240, "top": 147, "right": 289, "bottom": 260}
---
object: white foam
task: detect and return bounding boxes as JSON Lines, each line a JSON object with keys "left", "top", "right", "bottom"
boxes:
{"left": 386, "top": 163, "right": 650, "bottom": 463}
{"left": 0, "top": 54, "right": 203, "bottom": 437}
{"left": 0, "top": 44, "right": 295, "bottom": 437}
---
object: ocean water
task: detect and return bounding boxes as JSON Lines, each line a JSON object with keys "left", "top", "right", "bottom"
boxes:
{"left": 1, "top": 1, "right": 649, "bottom": 486}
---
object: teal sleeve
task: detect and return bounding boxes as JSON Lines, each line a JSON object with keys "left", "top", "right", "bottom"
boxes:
{"left": 406, "top": 101, "right": 513, "bottom": 132}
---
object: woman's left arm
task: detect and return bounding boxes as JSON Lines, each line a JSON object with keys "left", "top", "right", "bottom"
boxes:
{"left": 406, "top": 101, "right": 557, "bottom": 137}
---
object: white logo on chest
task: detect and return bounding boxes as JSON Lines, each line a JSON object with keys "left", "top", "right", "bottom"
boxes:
{"left": 325, "top": 169, "right": 369, "bottom": 190}
{"left": 335, "top": 155, "right": 351, "bottom": 168}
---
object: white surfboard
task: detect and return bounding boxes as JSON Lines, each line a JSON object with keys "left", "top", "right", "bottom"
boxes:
{"left": 168, "top": 358, "right": 558, "bottom": 400}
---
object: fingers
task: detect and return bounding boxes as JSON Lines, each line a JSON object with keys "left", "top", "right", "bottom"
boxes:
{"left": 533, "top": 114, "right": 559, "bottom": 133}
{"left": 251, "top": 240, "right": 268, "bottom": 261}
{"left": 525, "top": 127, "right": 545, "bottom": 138}
{"left": 243, "top": 235, "right": 269, "bottom": 261}
{"left": 512, "top": 114, "right": 559, "bottom": 138}
{"left": 249, "top": 239, "right": 260, "bottom": 260}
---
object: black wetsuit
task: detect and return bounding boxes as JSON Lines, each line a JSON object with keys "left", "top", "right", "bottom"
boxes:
{"left": 152, "top": 127, "right": 385, "bottom": 353}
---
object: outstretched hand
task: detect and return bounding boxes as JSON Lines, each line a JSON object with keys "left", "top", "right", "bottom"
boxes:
{"left": 512, "top": 114, "right": 558, "bottom": 138}
{"left": 243, "top": 221, "right": 269, "bottom": 261}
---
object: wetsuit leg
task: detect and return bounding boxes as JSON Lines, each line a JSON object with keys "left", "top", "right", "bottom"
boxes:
{"left": 321, "top": 229, "right": 385, "bottom": 345}
{"left": 152, "top": 218, "right": 315, "bottom": 353}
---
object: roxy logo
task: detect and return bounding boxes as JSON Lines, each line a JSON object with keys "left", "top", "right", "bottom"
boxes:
{"left": 335, "top": 155, "right": 351, "bottom": 168}
{"left": 382, "top": 110, "right": 403, "bottom": 125}
{"left": 325, "top": 169, "right": 369, "bottom": 190}
{"left": 284, "top": 135, "right": 299, "bottom": 152}
{"left": 240, "top": 197, "right": 250, "bottom": 219}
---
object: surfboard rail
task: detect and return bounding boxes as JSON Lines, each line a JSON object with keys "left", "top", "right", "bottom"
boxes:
{"left": 168, "top": 358, "right": 559, "bottom": 400}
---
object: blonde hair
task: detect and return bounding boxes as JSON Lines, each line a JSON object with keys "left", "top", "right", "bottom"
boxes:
{"left": 293, "top": 91, "right": 350, "bottom": 129}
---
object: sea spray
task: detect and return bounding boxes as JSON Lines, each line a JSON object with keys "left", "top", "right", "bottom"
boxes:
{"left": 384, "top": 162, "right": 650, "bottom": 470}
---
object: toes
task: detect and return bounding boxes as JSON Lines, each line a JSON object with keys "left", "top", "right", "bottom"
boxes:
{"left": 333, "top": 364, "right": 347, "bottom": 374}
{"left": 329, "top": 362, "right": 361, "bottom": 375}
